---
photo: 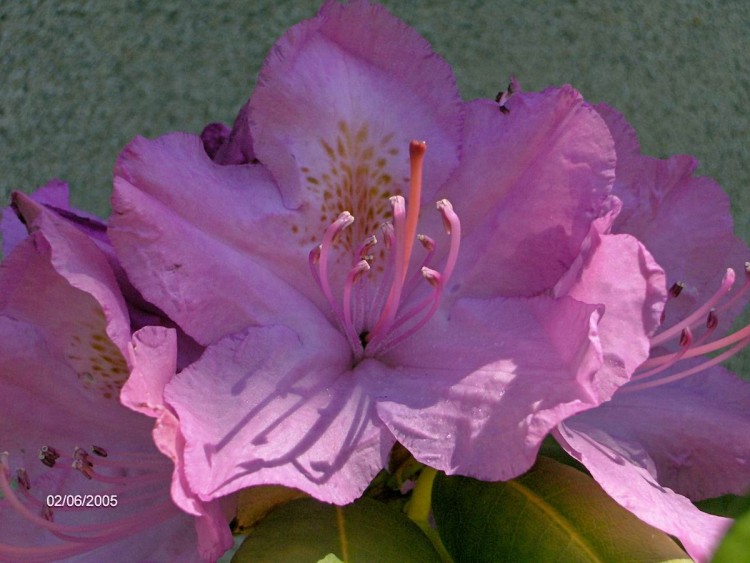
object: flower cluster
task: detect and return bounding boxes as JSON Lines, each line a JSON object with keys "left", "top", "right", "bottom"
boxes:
{"left": 2, "top": 1, "right": 748, "bottom": 561}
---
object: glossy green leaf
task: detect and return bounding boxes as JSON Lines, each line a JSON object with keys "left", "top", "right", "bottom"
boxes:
{"left": 432, "top": 456, "right": 690, "bottom": 562}
{"left": 712, "top": 495, "right": 750, "bottom": 563}
{"left": 232, "top": 497, "right": 441, "bottom": 562}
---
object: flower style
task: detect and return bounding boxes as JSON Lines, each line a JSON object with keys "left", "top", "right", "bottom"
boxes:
{"left": 0, "top": 186, "right": 232, "bottom": 561}
{"left": 108, "top": 0, "right": 664, "bottom": 505}
{"left": 553, "top": 106, "right": 750, "bottom": 562}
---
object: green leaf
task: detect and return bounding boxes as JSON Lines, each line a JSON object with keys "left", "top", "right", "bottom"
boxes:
{"left": 232, "top": 497, "right": 441, "bottom": 562}
{"left": 232, "top": 484, "right": 308, "bottom": 534}
{"left": 317, "top": 555, "right": 344, "bottom": 563}
{"left": 695, "top": 493, "right": 750, "bottom": 518}
{"left": 712, "top": 495, "right": 750, "bottom": 563}
{"left": 432, "top": 456, "right": 690, "bottom": 562}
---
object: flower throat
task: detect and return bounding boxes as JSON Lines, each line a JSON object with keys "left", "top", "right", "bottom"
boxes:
{"left": 309, "top": 140, "right": 461, "bottom": 361}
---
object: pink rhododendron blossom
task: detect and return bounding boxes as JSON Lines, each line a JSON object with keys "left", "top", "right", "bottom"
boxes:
{"left": 554, "top": 107, "right": 750, "bottom": 563}
{"left": 0, "top": 186, "right": 232, "bottom": 561}
{"left": 109, "top": 0, "right": 663, "bottom": 505}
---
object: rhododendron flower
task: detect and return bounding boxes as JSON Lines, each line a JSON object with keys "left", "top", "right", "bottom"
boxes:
{"left": 554, "top": 107, "right": 750, "bottom": 562}
{"left": 0, "top": 186, "right": 232, "bottom": 561}
{"left": 109, "top": 0, "right": 663, "bottom": 505}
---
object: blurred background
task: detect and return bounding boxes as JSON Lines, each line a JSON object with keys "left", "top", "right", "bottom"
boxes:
{"left": 1, "top": 0, "right": 749, "bottom": 370}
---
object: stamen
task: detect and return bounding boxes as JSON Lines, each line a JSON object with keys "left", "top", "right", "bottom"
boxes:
{"left": 73, "top": 446, "right": 93, "bottom": 467}
{"left": 92, "top": 445, "right": 108, "bottom": 458}
{"left": 368, "top": 197, "right": 408, "bottom": 344}
{"left": 706, "top": 308, "right": 719, "bottom": 330}
{"left": 72, "top": 458, "right": 94, "bottom": 480}
{"left": 650, "top": 268, "right": 736, "bottom": 347}
{"left": 625, "top": 334, "right": 750, "bottom": 393}
{"left": 628, "top": 261, "right": 750, "bottom": 393}
{"left": 41, "top": 505, "right": 54, "bottom": 522}
{"left": 632, "top": 328, "right": 692, "bottom": 381}
{"left": 371, "top": 268, "right": 444, "bottom": 354}
{"left": 16, "top": 468, "right": 30, "bottom": 491}
{"left": 0, "top": 448, "right": 178, "bottom": 561}
{"left": 317, "top": 212, "right": 355, "bottom": 318}
{"left": 417, "top": 234, "right": 435, "bottom": 253}
{"left": 641, "top": 322, "right": 750, "bottom": 371}
{"left": 402, "top": 234, "right": 437, "bottom": 298}
{"left": 305, "top": 140, "right": 462, "bottom": 359}
{"left": 355, "top": 235, "right": 377, "bottom": 264}
{"left": 436, "top": 199, "right": 461, "bottom": 284}
{"left": 668, "top": 282, "right": 684, "bottom": 298}
{"left": 679, "top": 327, "right": 692, "bottom": 348}
{"left": 713, "top": 263, "right": 750, "bottom": 315}
{"left": 38, "top": 446, "right": 60, "bottom": 468}
{"left": 343, "top": 260, "right": 371, "bottom": 345}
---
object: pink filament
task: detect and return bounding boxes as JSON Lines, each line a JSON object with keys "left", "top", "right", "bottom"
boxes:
{"left": 308, "top": 140, "right": 461, "bottom": 358}
{"left": 650, "top": 268, "right": 735, "bottom": 347}
{"left": 627, "top": 267, "right": 750, "bottom": 392}
{"left": 0, "top": 451, "right": 175, "bottom": 561}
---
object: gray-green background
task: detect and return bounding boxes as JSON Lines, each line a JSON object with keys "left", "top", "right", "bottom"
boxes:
{"left": 1, "top": 0, "right": 748, "bottom": 372}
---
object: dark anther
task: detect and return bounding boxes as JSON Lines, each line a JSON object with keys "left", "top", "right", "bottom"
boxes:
{"left": 679, "top": 328, "right": 692, "bottom": 347}
{"left": 72, "top": 459, "right": 94, "bottom": 480}
{"left": 73, "top": 447, "right": 93, "bottom": 468}
{"left": 39, "top": 446, "right": 61, "bottom": 468}
{"left": 706, "top": 308, "right": 719, "bottom": 330}
{"left": 42, "top": 505, "right": 54, "bottom": 522}
{"left": 668, "top": 282, "right": 685, "bottom": 298}
{"left": 359, "top": 331, "right": 369, "bottom": 348}
{"left": 40, "top": 456, "right": 56, "bottom": 468}
{"left": 39, "top": 446, "right": 61, "bottom": 460}
{"left": 92, "top": 445, "right": 109, "bottom": 457}
{"left": 16, "top": 468, "right": 31, "bottom": 490}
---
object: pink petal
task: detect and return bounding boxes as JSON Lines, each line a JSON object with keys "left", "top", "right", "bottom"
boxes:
{"left": 555, "top": 203, "right": 667, "bottom": 398}
{"left": 0, "top": 214, "right": 131, "bottom": 391}
{"left": 556, "top": 421, "right": 731, "bottom": 563}
{"left": 199, "top": 122, "right": 231, "bottom": 160}
{"left": 110, "top": 132, "right": 327, "bottom": 345}
{"left": 0, "top": 217, "right": 225, "bottom": 561}
{"left": 249, "top": 0, "right": 461, "bottom": 213}
{"left": 211, "top": 99, "right": 256, "bottom": 165}
{"left": 363, "top": 294, "right": 604, "bottom": 481}
{"left": 123, "top": 326, "right": 234, "bottom": 559}
{"left": 441, "top": 88, "right": 615, "bottom": 298}
{"left": 597, "top": 104, "right": 750, "bottom": 334}
{"left": 0, "top": 317, "right": 201, "bottom": 562}
{"left": 164, "top": 323, "right": 392, "bottom": 505}
{"left": 572, "top": 364, "right": 750, "bottom": 501}
{"left": 1, "top": 179, "right": 69, "bottom": 255}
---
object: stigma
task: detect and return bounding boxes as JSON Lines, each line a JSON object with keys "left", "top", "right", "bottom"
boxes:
{"left": 0, "top": 442, "right": 175, "bottom": 560}
{"left": 624, "top": 263, "right": 750, "bottom": 393}
{"left": 309, "top": 140, "right": 461, "bottom": 361}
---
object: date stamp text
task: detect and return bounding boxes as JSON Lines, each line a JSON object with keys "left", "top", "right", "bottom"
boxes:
{"left": 45, "top": 494, "right": 118, "bottom": 508}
